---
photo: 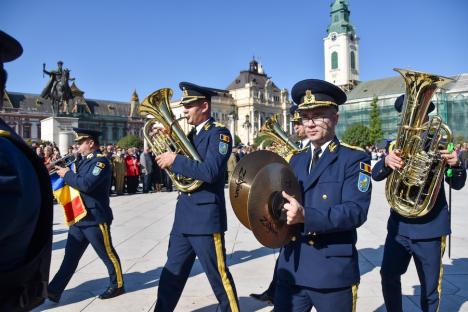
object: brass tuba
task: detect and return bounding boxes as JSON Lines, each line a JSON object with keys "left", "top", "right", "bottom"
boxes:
{"left": 260, "top": 114, "right": 303, "bottom": 160}
{"left": 385, "top": 68, "right": 453, "bottom": 218}
{"left": 139, "top": 88, "right": 203, "bottom": 192}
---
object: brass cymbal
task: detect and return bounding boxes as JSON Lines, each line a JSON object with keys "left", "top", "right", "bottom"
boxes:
{"left": 229, "top": 150, "right": 287, "bottom": 229}
{"left": 248, "top": 162, "right": 301, "bottom": 248}
{"left": 229, "top": 150, "right": 301, "bottom": 248}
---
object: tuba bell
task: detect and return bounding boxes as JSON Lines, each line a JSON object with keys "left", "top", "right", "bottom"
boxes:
{"left": 260, "top": 114, "right": 303, "bottom": 161}
{"left": 385, "top": 68, "right": 453, "bottom": 218}
{"left": 139, "top": 88, "right": 203, "bottom": 192}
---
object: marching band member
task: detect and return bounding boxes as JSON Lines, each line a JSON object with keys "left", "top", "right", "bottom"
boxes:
{"left": 48, "top": 128, "right": 125, "bottom": 302}
{"left": 155, "top": 82, "right": 239, "bottom": 312}
{"left": 276, "top": 79, "right": 372, "bottom": 311}
{"left": 373, "top": 95, "right": 466, "bottom": 312}
{"left": 0, "top": 30, "right": 54, "bottom": 311}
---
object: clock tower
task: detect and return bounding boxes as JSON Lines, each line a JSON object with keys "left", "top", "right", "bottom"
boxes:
{"left": 324, "top": 0, "right": 360, "bottom": 91}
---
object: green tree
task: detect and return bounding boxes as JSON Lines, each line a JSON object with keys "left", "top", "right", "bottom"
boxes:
{"left": 369, "top": 96, "right": 383, "bottom": 145}
{"left": 234, "top": 134, "right": 241, "bottom": 146}
{"left": 342, "top": 124, "right": 371, "bottom": 148}
{"left": 116, "top": 135, "right": 143, "bottom": 149}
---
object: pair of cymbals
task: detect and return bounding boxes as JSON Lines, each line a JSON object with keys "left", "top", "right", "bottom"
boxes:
{"left": 229, "top": 150, "right": 301, "bottom": 248}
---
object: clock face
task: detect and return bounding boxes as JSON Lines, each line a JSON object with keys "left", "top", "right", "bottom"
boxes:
{"left": 331, "top": 34, "right": 337, "bottom": 41}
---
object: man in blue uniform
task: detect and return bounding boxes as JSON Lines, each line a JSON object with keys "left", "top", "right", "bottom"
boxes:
{"left": 155, "top": 82, "right": 239, "bottom": 312}
{"left": 47, "top": 128, "right": 125, "bottom": 302}
{"left": 275, "top": 79, "right": 372, "bottom": 311}
{"left": 372, "top": 95, "right": 466, "bottom": 312}
{"left": 0, "top": 30, "right": 54, "bottom": 311}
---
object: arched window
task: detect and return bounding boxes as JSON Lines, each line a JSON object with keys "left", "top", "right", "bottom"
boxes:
{"left": 350, "top": 51, "right": 356, "bottom": 70}
{"left": 331, "top": 52, "right": 338, "bottom": 69}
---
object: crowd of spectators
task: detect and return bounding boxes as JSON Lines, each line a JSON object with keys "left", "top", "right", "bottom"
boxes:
{"left": 30, "top": 140, "right": 468, "bottom": 196}
{"left": 30, "top": 142, "right": 174, "bottom": 195}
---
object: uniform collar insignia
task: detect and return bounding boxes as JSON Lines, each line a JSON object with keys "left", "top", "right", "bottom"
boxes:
{"left": 203, "top": 121, "right": 212, "bottom": 131}
{"left": 328, "top": 141, "right": 337, "bottom": 152}
{"left": 87, "top": 153, "right": 94, "bottom": 159}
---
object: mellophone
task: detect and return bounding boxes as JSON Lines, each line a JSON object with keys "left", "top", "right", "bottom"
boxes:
{"left": 48, "top": 154, "right": 77, "bottom": 175}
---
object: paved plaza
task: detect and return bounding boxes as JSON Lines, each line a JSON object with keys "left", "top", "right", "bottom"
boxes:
{"left": 34, "top": 179, "right": 468, "bottom": 312}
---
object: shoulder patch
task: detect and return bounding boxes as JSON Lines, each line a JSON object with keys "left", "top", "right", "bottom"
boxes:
{"left": 340, "top": 142, "right": 365, "bottom": 152}
{"left": 358, "top": 172, "right": 371, "bottom": 192}
{"left": 219, "top": 142, "right": 228, "bottom": 155}
{"left": 96, "top": 161, "right": 106, "bottom": 169}
{"left": 360, "top": 162, "right": 371, "bottom": 174}
{"left": 219, "top": 133, "right": 230, "bottom": 143}
{"left": 92, "top": 166, "right": 102, "bottom": 176}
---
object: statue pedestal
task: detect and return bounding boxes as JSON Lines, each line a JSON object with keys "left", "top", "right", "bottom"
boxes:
{"left": 41, "top": 116, "right": 79, "bottom": 155}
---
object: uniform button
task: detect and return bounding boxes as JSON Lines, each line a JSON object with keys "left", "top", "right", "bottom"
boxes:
{"left": 291, "top": 236, "right": 296, "bottom": 242}
{"left": 322, "top": 194, "right": 328, "bottom": 200}
{"left": 188, "top": 193, "right": 191, "bottom": 197}
{"left": 308, "top": 240, "right": 314, "bottom": 245}
{"left": 307, "top": 232, "right": 312, "bottom": 235}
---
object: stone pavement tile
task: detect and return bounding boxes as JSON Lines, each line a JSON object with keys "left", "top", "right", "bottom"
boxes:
{"left": 82, "top": 292, "right": 156, "bottom": 312}
{"left": 32, "top": 291, "right": 96, "bottom": 312}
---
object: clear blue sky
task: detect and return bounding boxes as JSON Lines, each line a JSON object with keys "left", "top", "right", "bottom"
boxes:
{"left": 2, "top": 0, "right": 468, "bottom": 102}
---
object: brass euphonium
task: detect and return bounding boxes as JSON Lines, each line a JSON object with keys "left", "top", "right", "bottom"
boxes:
{"left": 385, "top": 68, "right": 453, "bottom": 218}
{"left": 139, "top": 88, "right": 203, "bottom": 192}
{"left": 260, "top": 114, "right": 303, "bottom": 161}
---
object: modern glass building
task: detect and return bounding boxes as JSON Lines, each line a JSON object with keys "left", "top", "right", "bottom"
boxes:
{"left": 336, "top": 73, "right": 468, "bottom": 143}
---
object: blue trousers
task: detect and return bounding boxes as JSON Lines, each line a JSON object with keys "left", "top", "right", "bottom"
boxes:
{"left": 48, "top": 223, "right": 124, "bottom": 295}
{"left": 381, "top": 233, "right": 446, "bottom": 312}
{"left": 155, "top": 232, "right": 239, "bottom": 312}
{"left": 274, "top": 281, "right": 358, "bottom": 312}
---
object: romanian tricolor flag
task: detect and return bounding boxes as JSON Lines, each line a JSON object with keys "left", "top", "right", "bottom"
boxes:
{"left": 51, "top": 163, "right": 87, "bottom": 226}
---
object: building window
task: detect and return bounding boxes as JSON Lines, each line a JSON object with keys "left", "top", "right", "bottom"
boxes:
{"left": 331, "top": 52, "right": 338, "bottom": 69}
{"left": 23, "top": 124, "right": 31, "bottom": 139}
{"left": 350, "top": 51, "right": 356, "bottom": 70}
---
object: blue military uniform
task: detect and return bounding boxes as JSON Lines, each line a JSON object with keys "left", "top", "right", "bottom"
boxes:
{"left": 0, "top": 30, "right": 54, "bottom": 311}
{"left": 48, "top": 128, "right": 124, "bottom": 302}
{"left": 372, "top": 94, "right": 467, "bottom": 312}
{"left": 275, "top": 79, "right": 372, "bottom": 312}
{"left": 155, "top": 82, "right": 239, "bottom": 312}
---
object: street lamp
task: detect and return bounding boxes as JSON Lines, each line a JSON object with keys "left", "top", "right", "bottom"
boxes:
{"left": 243, "top": 114, "right": 252, "bottom": 145}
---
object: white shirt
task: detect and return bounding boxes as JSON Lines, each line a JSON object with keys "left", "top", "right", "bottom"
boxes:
{"left": 195, "top": 119, "right": 210, "bottom": 135}
{"left": 308, "top": 140, "right": 332, "bottom": 173}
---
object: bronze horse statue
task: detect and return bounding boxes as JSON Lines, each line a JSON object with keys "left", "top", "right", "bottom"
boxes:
{"left": 37, "top": 63, "right": 74, "bottom": 115}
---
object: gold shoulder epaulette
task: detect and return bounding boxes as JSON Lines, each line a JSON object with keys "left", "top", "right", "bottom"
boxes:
{"left": 96, "top": 153, "right": 105, "bottom": 157}
{"left": 213, "top": 121, "right": 225, "bottom": 128}
{"left": 340, "top": 142, "right": 365, "bottom": 152}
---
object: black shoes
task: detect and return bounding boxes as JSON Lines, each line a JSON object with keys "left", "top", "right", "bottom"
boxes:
{"left": 47, "top": 291, "right": 61, "bottom": 303}
{"left": 98, "top": 286, "right": 125, "bottom": 299}
{"left": 250, "top": 290, "right": 273, "bottom": 304}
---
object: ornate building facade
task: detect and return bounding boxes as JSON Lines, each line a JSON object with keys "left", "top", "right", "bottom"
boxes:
{"left": 0, "top": 83, "right": 144, "bottom": 144}
{"left": 172, "top": 59, "right": 291, "bottom": 145}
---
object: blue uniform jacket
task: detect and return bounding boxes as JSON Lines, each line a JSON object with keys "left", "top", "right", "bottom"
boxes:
{"left": 277, "top": 137, "right": 372, "bottom": 289}
{"left": 171, "top": 118, "right": 232, "bottom": 234}
{"left": 0, "top": 120, "right": 42, "bottom": 270}
{"left": 372, "top": 155, "right": 466, "bottom": 239}
{"left": 63, "top": 150, "right": 113, "bottom": 226}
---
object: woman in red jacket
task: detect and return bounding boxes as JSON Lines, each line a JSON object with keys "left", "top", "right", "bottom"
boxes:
{"left": 124, "top": 147, "right": 140, "bottom": 194}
